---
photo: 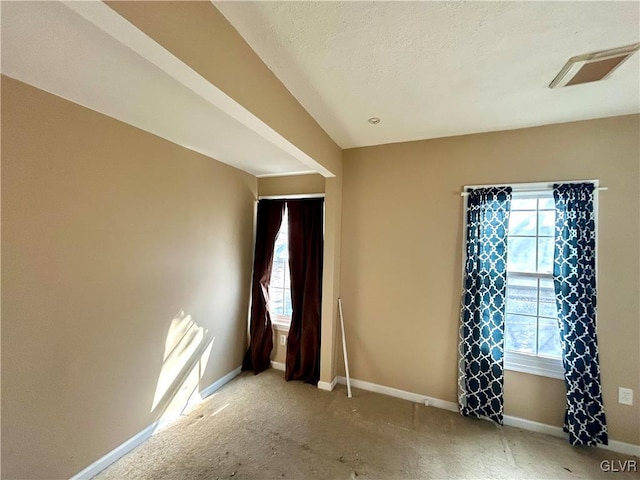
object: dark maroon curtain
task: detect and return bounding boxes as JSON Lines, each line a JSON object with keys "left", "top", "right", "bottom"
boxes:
{"left": 285, "top": 198, "right": 324, "bottom": 385}
{"left": 242, "top": 200, "right": 285, "bottom": 374}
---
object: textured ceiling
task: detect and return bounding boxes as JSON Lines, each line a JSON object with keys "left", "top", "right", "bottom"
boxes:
{"left": 215, "top": 1, "right": 640, "bottom": 149}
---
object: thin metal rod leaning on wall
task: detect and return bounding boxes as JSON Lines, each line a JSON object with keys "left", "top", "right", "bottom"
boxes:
{"left": 338, "top": 298, "right": 352, "bottom": 398}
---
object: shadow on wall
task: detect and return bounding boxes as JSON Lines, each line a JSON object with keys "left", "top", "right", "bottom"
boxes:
{"left": 151, "top": 310, "right": 215, "bottom": 429}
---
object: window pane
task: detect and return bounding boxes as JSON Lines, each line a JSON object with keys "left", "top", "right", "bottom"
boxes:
{"left": 539, "top": 278, "right": 555, "bottom": 297}
{"left": 539, "top": 301, "right": 557, "bottom": 318}
{"left": 537, "top": 237, "right": 554, "bottom": 273}
{"left": 509, "top": 275, "right": 538, "bottom": 289}
{"left": 538, "top": 317, "right": 562, "bottom": 358}
{"left": 283, "top": 290, "right": 293, "bottom": 317}
{"left": 271, "top": 261, "right": 286, "bottom": 289}
{"left": 511, "top": 198, "right": 537, "bottom": 210}
{"left": 273, "top": 241, "right": 288, "bottom": 262}
{"left": 509, "top": 211, "right": 536, "bottom": 236}
{"left": 270, "top": 287, "right": 284, "bottom": 315}
{"left": 268, "top": 207, "right": 292, "bottom": 319}
{"left": 539, "top": 278, "right": 557, "bottom": 317}
{"left": 538, "top": 198, "right": 554, "bottom": 210}
{"left": 505, "top": 314, "right": 537, "bottom": 354}
{"left": 507, "top": 276, "right": 537, "bottom": 315}
{"left": 538, "top": 210, "right": 555, "bottom": 236}
{"left": 507, "top": 237, "right": 536, "bottom": 272}
{"left": 504, "top": 192, "right": 564, "bottom": 365}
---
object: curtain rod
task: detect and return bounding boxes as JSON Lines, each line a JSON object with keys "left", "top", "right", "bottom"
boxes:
{"left": 460, "top": 185, "right": 607, "bottom": 197}
{"left": 258, "top": 193, "right": 325, "bottom": 200}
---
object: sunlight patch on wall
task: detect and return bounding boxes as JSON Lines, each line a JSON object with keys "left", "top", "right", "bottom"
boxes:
{"left": 157, "top": 338, "right": 215, "bottom": 430}
{"left": 151, "top": 311, "right": 215, "bottom": 427}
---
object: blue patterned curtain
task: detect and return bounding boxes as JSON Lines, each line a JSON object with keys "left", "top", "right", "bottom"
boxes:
{"left": 553, "top": 183, "right": 608, "bottom": 446}
{"left": 459, "top": 187, "right": 512, "bottom": 425}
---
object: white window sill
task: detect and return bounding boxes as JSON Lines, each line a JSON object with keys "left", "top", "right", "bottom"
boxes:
{"left": 271, "top": 314, "right": 291, "bottom": 332}
{"left": 504, "top": 351, "right": 565, "bottom": 380}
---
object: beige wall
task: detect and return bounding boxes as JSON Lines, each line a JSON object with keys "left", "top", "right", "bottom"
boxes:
{"left": 321, "top": 176, "right": 343, "bottom": 382}
{"left": 2, "top": 4, "right": 347, "bottom": 475}
{"left": 258, "top": 174, "right": 325, "bottom": 197}
{"left": 105, "top": 1, "right": 344, "bottom": 385}
{"left": 341, "top": 115, "right": 640, "bottom": 445}
{"left": 1, "top": 77, "right": 257, "bottom": 479}
{"left": 271, "top": 326, "right": 288, "bottom": 365}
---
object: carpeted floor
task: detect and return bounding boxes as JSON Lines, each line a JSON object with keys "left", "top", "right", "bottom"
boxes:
{"left": 96, "top": 369, "right": 637, "bottom": 479}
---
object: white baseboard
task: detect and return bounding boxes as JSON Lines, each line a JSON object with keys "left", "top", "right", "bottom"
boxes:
{"left": 270, "top": 361, "right": 285, "bottom": 372}
{"left": 71, "top": 365, "right": 242, "bottom": 480}
{"left": 200, "top": 365, "right": 242, "bottom": 399}
{"left": 272, "top": 362, "right": 336, "bottom": 391}
{"left": 503, "top": 414, "right": 565, "bottom": 438}
{"left": 318, "top": 376, "right": 338, "bottom": 392}
{"left": 337, "top": 376, "right": 458, "bottom": 413}
{"left": 337, "top": 376, "right": 639, "bottom": 457}
{"left": 503, "top": 414, "right": 640, "bottom": 457}
{"left": 70, "top": 421, "right": 159, "bottom": 480}
{"left": 604, "top": 440, "right": 640, "bottom": 458}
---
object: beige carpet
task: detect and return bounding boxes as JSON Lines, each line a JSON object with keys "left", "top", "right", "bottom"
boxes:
{"left": 96, "top": 369, "right": 637, "bottom": 479}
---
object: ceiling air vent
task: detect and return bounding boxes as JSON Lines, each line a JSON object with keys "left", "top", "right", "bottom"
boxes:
{"left": 549, "top": 43, "right": 639, "bottom": 88}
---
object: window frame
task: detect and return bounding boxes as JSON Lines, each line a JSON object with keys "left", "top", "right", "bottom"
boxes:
{"left": 269, "top": 206, "right": 292, "bottom": 331}
{"left": 271, "top": 313, "right": 292, "bottom": 331}
{"left": 461, "top": 180, "right": 600, "bottom": 380}
{"left": 505, "top": 189, "right": 564, "bottom": 379}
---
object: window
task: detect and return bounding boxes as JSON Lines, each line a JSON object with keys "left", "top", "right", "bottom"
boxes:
{"left": 504, "top": 191, "right": 564, "bottom": 379}
{"left": 269, "top": 206, "right": 292, "bottom": 329}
